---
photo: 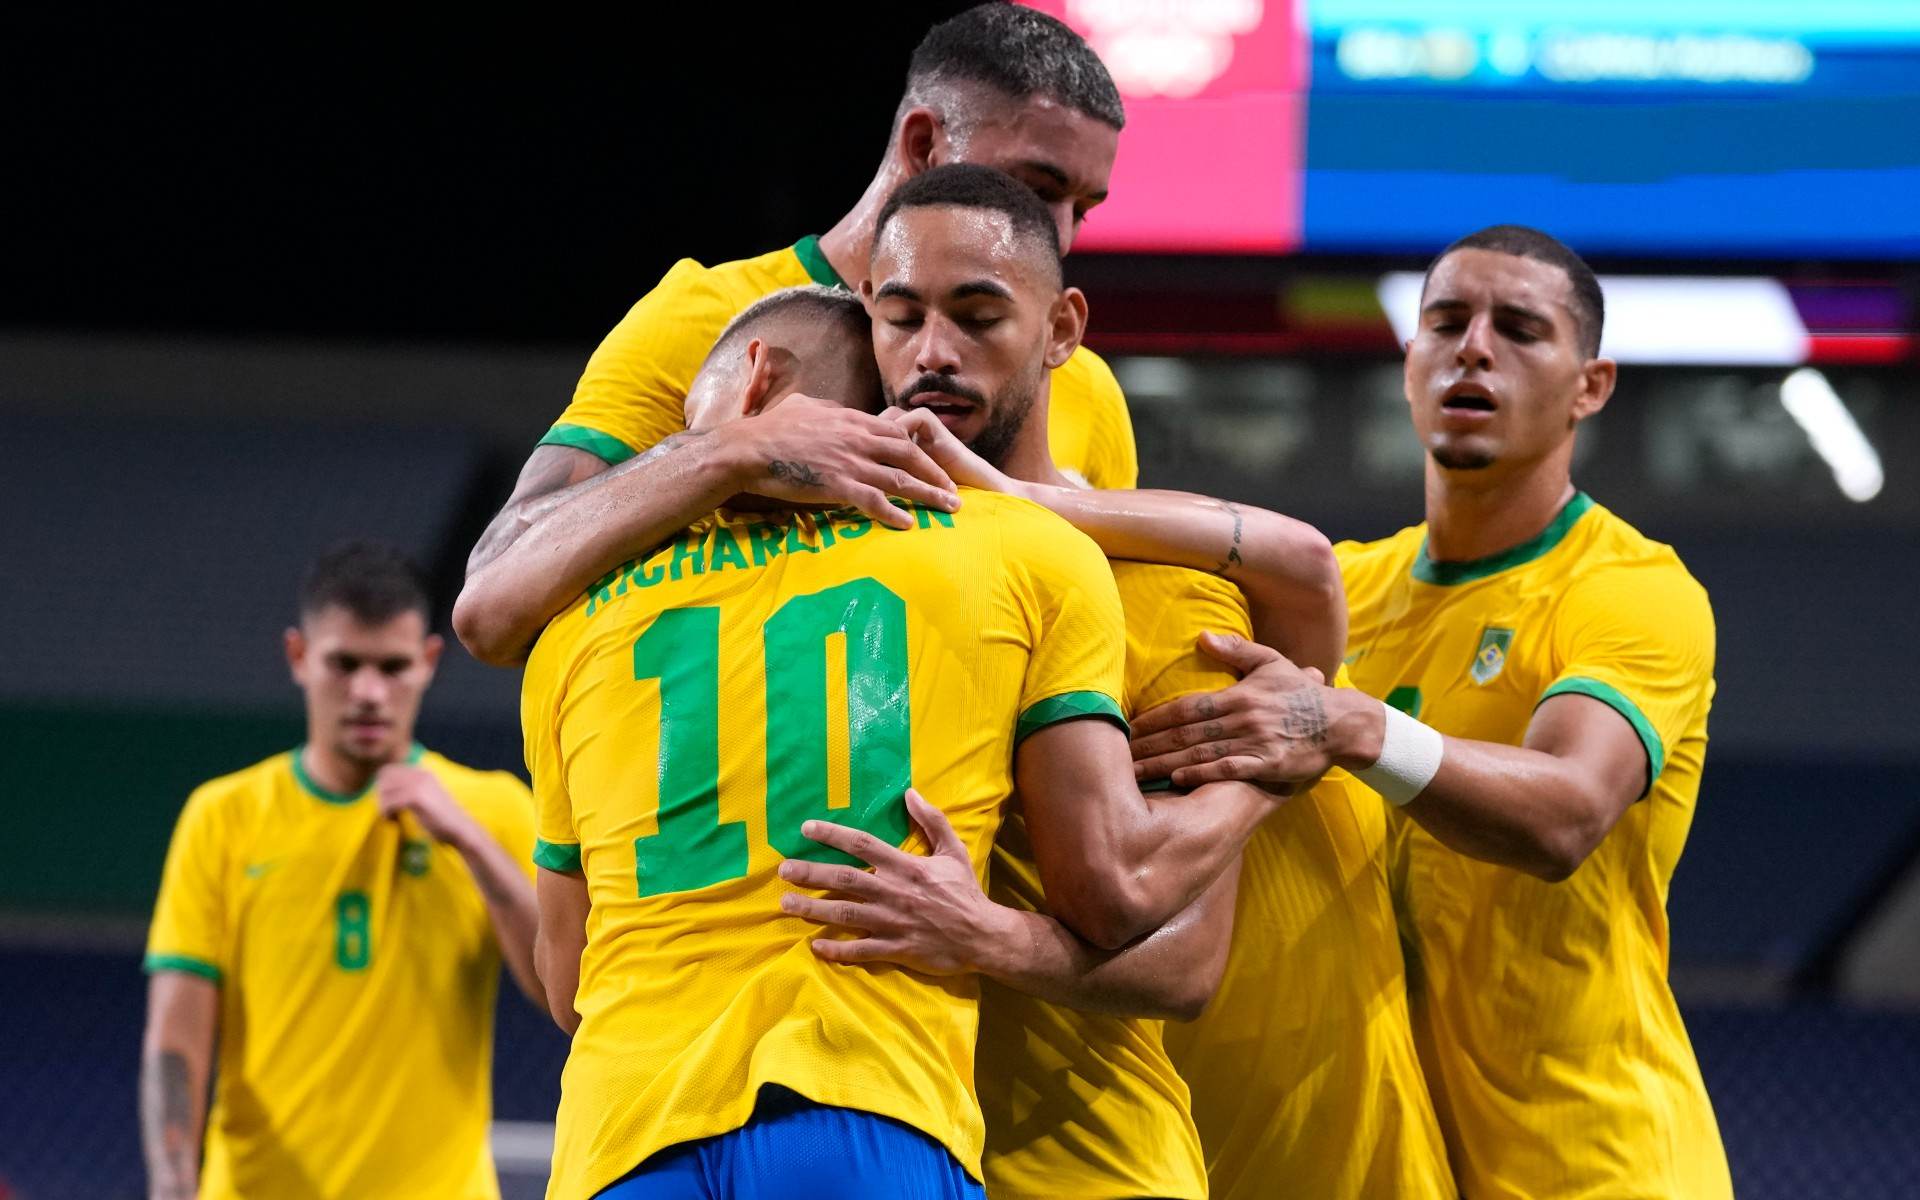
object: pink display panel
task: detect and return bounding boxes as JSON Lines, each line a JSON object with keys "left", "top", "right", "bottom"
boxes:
{"left": 1022, "top": 1, "right": 1305, "bottom": 253}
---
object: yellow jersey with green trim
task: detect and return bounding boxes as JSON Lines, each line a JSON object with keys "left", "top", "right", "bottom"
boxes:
{"left": 1336, "top": 491, "right": 1730, "bottom": 1200}
{"left": 976, "top": 561, "right": 1242, "bottom": 1200}
{"left": 144, "top": 747, "right": 536, "bottom": 1200}
{"left": 543, "top": 237, "right": 1139, "bottom": 488}
{"left": 521, "top": 489, "right": 1127, "bottom": 1200}
{"left": 1162, "top": 689, "right": 1455, "bottom": 1200}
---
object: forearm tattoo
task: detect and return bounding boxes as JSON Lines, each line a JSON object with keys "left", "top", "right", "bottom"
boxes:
{"left": 1212, "top": 502, "right": 1245, "bottom": 575}
{"left": 1278, "top": 687, "right": 1329, "bottom": 745}
{"left": 768, "top": 460, "right": 826, "bottom": 488}
{"left": 142, "top": 1049, "right": 198, "bottom": 1196}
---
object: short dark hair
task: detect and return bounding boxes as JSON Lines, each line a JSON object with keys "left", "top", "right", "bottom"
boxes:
{"left": 299, "top": 540, "right": 431, "bottom": 626}
{"left": 694, "top": 284, "right": 882, "bottom": 413}
{"left": 706, "top": 284, "right": 870, "bottom": 367}
{"left": 874, "top": 164, "right": 1063, "bottom": 285}
{"left": 906, "top": 3, "right": 1125, "bottom": 131}
{"left": 1425, "top": 224, "right": 1606, "bottom": 357}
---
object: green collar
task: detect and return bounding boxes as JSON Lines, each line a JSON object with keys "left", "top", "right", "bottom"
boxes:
{"left": 291, "top": 743, "right": 426, "bottom": 804}
{"left": 1412, "top": 492, "right": 1594, "bottom": 586}
{"left": 792, "top": 235, "right": 848, "bottom": 290}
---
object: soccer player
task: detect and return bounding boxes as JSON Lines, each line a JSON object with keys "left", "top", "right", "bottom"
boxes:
{"left": 785, "top": 164, "right": 1454, "bottom": 1200}
{"left": 139, "top": 542, "right": 541, "bottom": 1200}
{"left": 523, "top": 285, "right": 1282, "bottom": 1197}
{"left": 1130, "top": 225, "right": 1731, "bottom": 1198}
{"left": 456, "top": 3, "right": 1135, "bottom": 666}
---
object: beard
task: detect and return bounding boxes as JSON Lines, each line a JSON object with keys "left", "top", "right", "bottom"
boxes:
{"left": 1430, "top": 442, "right": 1496, "bottom": 471}
{"left": 887, "top": 363, "right": 1042, "bottom": 470}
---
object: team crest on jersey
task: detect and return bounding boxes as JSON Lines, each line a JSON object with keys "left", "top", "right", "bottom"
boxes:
{"left": 1471, "top": 627, "right": 1514, "bottom": 684}
{"left": 401, "top": 839, "right": 432, "bottom": 877}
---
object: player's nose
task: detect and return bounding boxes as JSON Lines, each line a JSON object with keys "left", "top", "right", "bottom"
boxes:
{"left": 348, "top": 667, "right": 389, "bottom": 705}
{"left": 913, "top": 316, "right": 964, "bottom": 375}
{"left": 1456, "top": 313, "right": 1495, "bottom": 370}
{"left": 1049, "top": 204, "right": 1077, "bottom": 255}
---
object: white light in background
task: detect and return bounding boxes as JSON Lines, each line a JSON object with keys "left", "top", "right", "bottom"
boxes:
{"left": 1375, "top": 273, "right": 1808, "bottom": 366}
{"left": 1068, "top": 0, "right": 1263, "bottom": 97}
{"left": 1779, "top": 368, "right": 1884, "bottom": 503}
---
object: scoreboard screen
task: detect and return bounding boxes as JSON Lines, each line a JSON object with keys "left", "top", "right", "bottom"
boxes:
{"left": 1023, "top": 1, "right": 1920, "bottom": 259}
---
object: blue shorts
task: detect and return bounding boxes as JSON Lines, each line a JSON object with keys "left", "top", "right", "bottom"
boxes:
{"left": 595, "top": 1086, "right": 985, "bottom": 1200}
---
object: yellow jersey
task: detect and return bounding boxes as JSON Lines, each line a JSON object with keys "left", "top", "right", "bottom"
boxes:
{"left": 144, "top": 746, "right": 537, "bottom": 1200}
{"left": 522, "top": 490, "right": 1127, "bottom": 1200}
{"left": 1162, "top": 744, "right": 1455, "bottom": 1199}
{"left": 1337, "top": 491, "right": 1731, "bottom": 1200}
{"left": 976, "top": 561, "right": 1242, "bottom": 1200}
{"left": 542, "top": 238, "right": 1139, "bottom": 489}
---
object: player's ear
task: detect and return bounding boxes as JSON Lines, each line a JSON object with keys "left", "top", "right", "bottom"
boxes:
{"left": 283, "top": 626, "right": 307, "bottom": 685}
{"left": 1043, "top": 286, "right": 1089, "bottom": 370}
{"left": 419, "top": 633, "right": 444, "bottom": 678}
{"left": 896, "top": 106, "right": 943, "bottom": 173}
{"left": 740, "top": 338, "right": 779, "bottom": 419}
{"left": 1573, "top": 356, "right": 1617, "bottom": 423}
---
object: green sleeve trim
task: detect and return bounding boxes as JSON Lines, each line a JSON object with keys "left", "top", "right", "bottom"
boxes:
{"left": 1016, "top": 691, "right": 1128, "bottom": 745}
{"left": 533, "top": 838, "right": 582, "bottom": 872}
{"left": 1413, "top": 492, "right": 1594, "bottom": 586}
{"left": 144, "top": 953, "right": 222, "bottom": 983}
{"left": 1538, "top": 675, "right": 1666, "bottom": 796}
{"left": 792, "top": 235, "right": 848, "bottom": 290}
{"left": 539, "top": 423, "right": 638, "bottom": 466}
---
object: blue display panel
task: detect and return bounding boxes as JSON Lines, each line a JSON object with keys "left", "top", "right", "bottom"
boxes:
{"left": 1301, "top": 2, "right": 1920, "bottom": 258}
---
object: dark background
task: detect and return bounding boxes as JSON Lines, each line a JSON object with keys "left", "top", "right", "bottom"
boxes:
{"left": 8, "top": 11, "right": 979, "bottom": 343}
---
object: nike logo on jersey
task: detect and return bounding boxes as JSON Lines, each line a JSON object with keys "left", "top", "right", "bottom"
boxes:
{"left": 243, "top": 860, "right": 282, "bottom": 879}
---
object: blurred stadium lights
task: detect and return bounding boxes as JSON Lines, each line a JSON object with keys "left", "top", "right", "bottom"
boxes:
{"left": 1376, "top": 272, "right": 1808, "bottom": 365}
{"left": 1779, "top": 368, "right": 1885, "bottom": 503}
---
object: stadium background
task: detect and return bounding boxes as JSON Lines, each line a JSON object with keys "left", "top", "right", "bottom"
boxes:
{"left": 4, "top": 5, "right": 1917, "bottom": 1197}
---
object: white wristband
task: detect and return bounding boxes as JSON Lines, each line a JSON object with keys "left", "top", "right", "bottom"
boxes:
{"left": 1353, "top": 701, "right": 1444, "bottom": 807}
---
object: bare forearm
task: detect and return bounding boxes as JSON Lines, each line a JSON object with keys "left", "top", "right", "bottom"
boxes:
{"left": 535, "top": 868, "right": 588, "bottom": 1035}
{"left": 1320, "top": 687, "right": 1618, "bottom": 880}
{"left": 1117, "top": 784, "right": 1266, "bottom": 934}
{"left": 1027, "top": 487, "right": 1345, "bottom": 675}
{"left": 455, "top": 434, "right": 734, "bottom": 664}
{"left": 536, "top": 930, "right": 583, "bottom": 1035}
{"left": 1403, "top": 740, "right": 1613, "bottom": 880}
{"left": 451, "top": 829, "right": 547, "bottom": 1010}
{"left": 140, "top": 1039, "right": 208, "bottom": 1199}
{"left": 976, "top": 865, "right": 1237, "bottom": 1020}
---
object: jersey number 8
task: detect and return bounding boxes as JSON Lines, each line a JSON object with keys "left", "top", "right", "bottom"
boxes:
{"left": 631, "top": 577, "right": 911, "bottom": 897}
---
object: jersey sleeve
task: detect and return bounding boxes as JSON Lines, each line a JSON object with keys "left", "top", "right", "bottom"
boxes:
{"left": 1070, "top": 347, "right": 1139, "bottom": 490}
{"left": 1112, "top": 563, "right": 1252, "bottom": 717}
{"left": 1006, "top": 507, "right": 1129, "bottom": 743}
{"left": 539, "top": 258, "right": 734, "bottom": 464}
{"left": 1543, "top": 560, "right": 1716, "bottom": 797}
{"left": 145, "top": 786, "right": 231, "bottom": 983}
{"left": 521, "top": 632, "right": 582, "bottom": 873}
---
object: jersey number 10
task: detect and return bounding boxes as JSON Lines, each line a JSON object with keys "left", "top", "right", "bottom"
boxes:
{"left": 632, "top": 577, "right": 912, "bottom": 897}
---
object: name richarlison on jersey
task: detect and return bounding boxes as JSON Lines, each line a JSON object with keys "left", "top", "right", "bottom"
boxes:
{"left": 584, "top": 501, "right": 958, "bottom": 618}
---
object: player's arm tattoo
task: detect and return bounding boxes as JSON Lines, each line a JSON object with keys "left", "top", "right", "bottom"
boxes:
{"left": 140, "top": 1049, "right": 198, "bottom": 1199}
{"left": 1210, "top": 501, "right": 1246, "bottom": 576}
{"left": 767, "top": 459, "right": 827, "bottom": 488}
{"left": 1278, "top": 687, "right": 1329, "bottom": 746}
{"left": 467, "top": 433, "right": 704, "bottom": 576}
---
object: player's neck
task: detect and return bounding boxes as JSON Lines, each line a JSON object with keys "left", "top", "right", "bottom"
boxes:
{"left": 1423, "top": 454, "right": 1578, "bottom": 565}
{"left": 298, "top": 740, "right": 383, "bottom": 798}
{"left": 999, "top": 392, "right": 1072, "bottom": 487}
{"left": 817, "top": 162, "right": 911, "bottom": 286}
